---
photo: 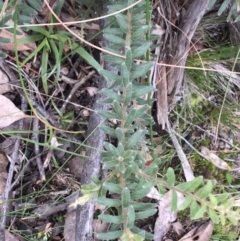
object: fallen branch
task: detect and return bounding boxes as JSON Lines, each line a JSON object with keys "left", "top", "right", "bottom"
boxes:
{"left": 74, "top": 2, "right": 118, "bottom": 240}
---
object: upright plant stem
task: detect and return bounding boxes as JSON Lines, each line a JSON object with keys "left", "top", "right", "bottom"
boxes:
{"left": 146, "top": 0, "right": 154, "bottom": 148}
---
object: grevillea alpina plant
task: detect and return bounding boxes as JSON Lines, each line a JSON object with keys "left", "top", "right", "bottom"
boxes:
{"left": 72, "top": 1, "right": 240, "bottom": 240}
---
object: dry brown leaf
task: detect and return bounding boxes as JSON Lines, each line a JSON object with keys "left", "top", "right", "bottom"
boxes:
{"left": 5, "top": 230, "right": 20, "bottom": 241}
{"left": 40, "top": 0, "right": 57, "bottom": 17}
{"left": 154, "top": 190, "right": 185, "bottom": 241}
{"left": 0, "top": 68, "right": 11, "bottom": 94}
{"left": 179, "top": 220, "right": 213, "bottom": 241}
{"left": 172, "top": 221, "right": 184, "bottom": 237}
{"left": 68, "top": 156, "right": 86, "bottom": 180}
{"left": 201, "top": 146, "right": 231, "bottom": 170}
{"left": 93, "top": 219, "right": 109, "bottom": 241}
{"left": 0, "top": 29, "right": 36, "bottom": 51}
{"left": 0, "top": 95, "right": 26, "bottom": 128}
{"left": 85, "top": 87, "right": 98, "bottom": 96}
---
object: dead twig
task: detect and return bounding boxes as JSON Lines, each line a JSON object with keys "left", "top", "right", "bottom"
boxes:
{"left": 32, "top": 118, "right": 45, "bottom": 181}
{"left": 0, "top": 95, "right": 27, "bottom": 241}
{"left": 60, "top": 70, "right": 95, "bottom": 113}
{"left": 166, "top": 121, "right": 194, "bottom": 182}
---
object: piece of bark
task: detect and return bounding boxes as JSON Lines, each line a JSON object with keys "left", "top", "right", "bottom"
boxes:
{"left": 156, "top": 0, "right": 210, "bottom": 129}
{"left": 74, "top": 2, "right": 117, "bottom": 240}
{"left": 229, "top": 0, "right": 240, "bottom": 72}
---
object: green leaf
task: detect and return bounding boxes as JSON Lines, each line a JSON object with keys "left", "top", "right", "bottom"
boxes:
{"left": 192, "top": 205, "right": 207, "bottom": 219}
{"left": 81, "top": 184, "right": 100, "bottom": 194}
{"left": 209, "top": 194, "right": 218, "bottom": 206}
{"left": 171, "top": 190, "right": 178, "bottom": 212}
{"left": 178, "top": 196, "right": 193, "bottom": 211}
{"left": 0, "top": 14, "right": 12, "bottom": 26}
{"left": 99, "top": 69, "right": 122, "bottom": 82}
{"left": 132, "top": 26, "right": 149, "bottom": 40}
{"left": 131, "top": 188, "right": 151, "bottom": 200}
{"left": 18, "top": 34, "right": 44, "bottom": 44}
{"left": 220, "top": 215, "right": 226, "bottom": 225}
{"left": 135, "top": 105, "right": 151, "bottom": 118}
{"left": 97, "top": 98, "right": 114, "bottom": 104}
{"left": 177, "top": 176, "right": 203, "bottom": 192}
{"left": 217, "top": 0, "right": 231, "bottom": 16}
{"left": 104, "top": 33, "right": 125, "bottom": 45}
{"left": 127, "top": 205, "right": 135, "bottom": 228}
{"left": 124, "top": 82, "right": 133, "bottom": 106}
{"left": 131, "top": 62, "right": 154, "bottom": 80}
{"left": 116, "top": 161, "right": 126, "bottom": 173}
{"left": 132, "top": 85, "right": 155, "bottom": 98}
{"left": 121, "top": 63, "right": 130, "bottom": 87}
{"left": 123, "top": 164, "right": 134, "bottom": 178}
{"left": 28, "top": 26, "right": 50, "bottom": 36}
{"left": 122, "top": 187, "right": 131, "bottom": 208}
{"left": 208, "top": 0, "right": 217, "bottom": 10}
{"left": 103, "top": 160, "right": 119, "bottom": 169}
{"left": 0, "top": 36, "right": 11, "bottom": 43}
{"left": 115, "top": 13, "right": 128, "bottom": 33}
{"left": 131, "top": 226, "right": 153, "bottom": 240}
{"left": 122, "top": 150, "right": 135, "bottom": 159}
{"left": 103, "top": 142, "right": 120, "bottom": 156}
{"left": 96, "top": 230, "right": 123, "bottom": 240}
{"left": 132, "top": 42, "right": 152, "bottom": 58}
{"left": 103, "top": 55, "right": 125, "bottom": 65}
{"left": 142, "top": 181, "right": 155, "bottom": 189}
{"left": 102, "top": 88, "right": 122, "bottom": 102}
{"left": 131, "top": 202, "right": 158, "bottom": 210}
{"left": 124, "top": 109, "right": 137, "bottom": 128}
{"left": 104, "top": 27, "right": 123, "bottom": 35}
{"left": 125, "top": 130, "right": 145, "bottom": 149}
{"left": 109, "top": 79, "right": 122, "bottom": 89}
{"left": 103, "top": 182, "right": 122, "bottom": 194}
{"left": 215, "top": 193, "right": 230, "bottom": 204}
{"left": 0, "top": 51, "right": 6, "bottom": 58}
{"left": 196, "top": 180, "right": 215, "bottom": 199}
{"left": 125, "top": 47, "right": 132, "bottom": 70}
{"left": 100, "top": 125, "right": 116, "bottom": 136}
{"left": 135, "top": 208, "right": 157, "bottom": 219}
{"left": 97, "top": 110, "right": 119, "bottom": 119}
{"left": 118, "top": 143, "right": 125, "bottom": 154}
{"left": 72, "top": 43, "right": 102, "bottom": 71}
{"left": 18, "top": 3, "right": 38, "bottom": 15}
{"left": 41, "top": 46, "right": 49, "bottom": 94}
{"left": 99, "top": 214, "right": 123, "bottom": 224}
{"left": 227, "top": 3, "right": 236, "bottom": 22}
{"left": 166, "top": 168, "right": 175, "bottom": 186}
{"left": 145, "top": 163, "right": 158, "bottom": 176}
{"left": 69, "top": 193, "right": 94, "bottom": 208}
{"left": 228, "top": 216, "right": 238, "bottom": 225}
{"left": 48, "top": 39, "right": 61, "bottom": 81}
{"left": 27, "top": 0, "right": 42, "bottom": 11}
{"left": 124, "top": 157, "right": 135, "bottom": 164}
{"left": 190, "top": 200, "right": 200, "bottom": 219}
{"left": 115, "top": 127, "right": 125, "bottom": 142}
{"left": 96, "top": 197, "right": 121, "bottom": 207}
{"left": 113, "top": 101, "right": 123, "bottom": 119}
{"left": 54, "top": 0, "right": 64, "bottom": 15}
{"left": 208, "top": 208, "right": 219, "bottom": 223}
